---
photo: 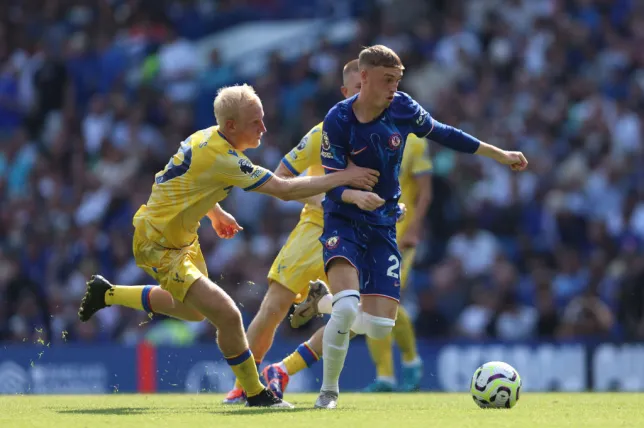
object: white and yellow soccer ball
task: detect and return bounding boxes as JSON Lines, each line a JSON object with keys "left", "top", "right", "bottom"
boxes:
{"left": 470, "top": 361, "right": 522, "bottom": 409}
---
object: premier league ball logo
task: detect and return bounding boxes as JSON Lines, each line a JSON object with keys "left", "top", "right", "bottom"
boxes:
{"left": 388, "top": 133, "right": 402, "bottom": 150}
{"left": 322, "top": 132, "right": 331, "bottom": 151}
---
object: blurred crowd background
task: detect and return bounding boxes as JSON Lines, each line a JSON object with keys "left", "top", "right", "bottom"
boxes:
{"left": 1, "top": 0, "right": 643, "bottom": 347}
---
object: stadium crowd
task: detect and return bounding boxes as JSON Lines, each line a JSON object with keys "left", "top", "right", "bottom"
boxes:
{"left": 1, "top": 0, "right": 643, "bottom": 347}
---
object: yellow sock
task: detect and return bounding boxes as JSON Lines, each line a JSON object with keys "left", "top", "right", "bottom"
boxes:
{"left": 233, "top": 360, "right": 261, "bottom": 390}
{"left": 225, "top": 350, "right": 264, "bottom": 397}
{"left": 105, "top": 285, "right": 153, "bottom": 312}
{"left": 366, "top": 333, "right": 395, "bottom": 378}
{"left": 282, "top": 342, "right": 319, "bottom": 375}
{"left": 392, "top": 306, "right": 418, "bottom": 363}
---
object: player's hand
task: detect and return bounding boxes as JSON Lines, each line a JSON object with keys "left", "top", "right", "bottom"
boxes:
{"left": 397, "top": 203, "right": 407, "bottom": 223}
{"left": 211, "top": 210, "right": 243, "bottom": 239}
{"left": 496, "top": 150, "right": 528, "bottom": 171}
{"left": 399, "top": 223, "right": 421, "bottom": 250}
{"left": 345, "top": 190, "right": 385, "bottom": 211}
{"left": 343, "top": 160, "right": 379, "bottom": 191}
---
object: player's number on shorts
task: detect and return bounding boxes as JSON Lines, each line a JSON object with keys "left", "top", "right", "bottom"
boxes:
{"left": 386, "top": 255, "right": 400, "bottom": 279}
{"left": 156, "top": 140, "right": 193, "bottom": 184}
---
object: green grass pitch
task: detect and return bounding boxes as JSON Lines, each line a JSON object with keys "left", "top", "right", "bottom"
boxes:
{"left": 2, "top": 393, "right": 642, "bottom": 428}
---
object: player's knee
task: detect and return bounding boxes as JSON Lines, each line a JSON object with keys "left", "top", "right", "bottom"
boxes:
{"left": 364, "top": 313, "right": 395, "bottom": 340}
{"left": 187, "top": 311, "right": 206, "bottom": 322}
{"left": 350, "top": 308, "right": 367, "bottom": 335}
{"left": 330, "top": 290, "right": 360, "bottom": 322}
{"left": 215, "top": 301, "right": 243, "bottom": 329}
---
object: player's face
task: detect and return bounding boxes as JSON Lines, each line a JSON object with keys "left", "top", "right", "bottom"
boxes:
{"left": 236, "top": 100, "right": 266, "bottom": 149}
{"left": 363, "top": 66, "right": 402, "bottom": 108}
{"left": 341, "top": 71, "right": 362, "bottom": 99}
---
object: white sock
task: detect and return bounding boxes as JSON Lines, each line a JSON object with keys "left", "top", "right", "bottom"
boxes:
{"left": 350, "top": 304, "right": 366, "bottom": 335}
{"left": 321, "top": 290, "right": 360, "bottom": 393}
{"left": 317, "top": 293, "right": 333, "bottom": 314}
{"left": 376, "top": 376, "right": 396, "bottom": 385}
{"left": 402, "top": 356, "right": 422, "bottom": 368}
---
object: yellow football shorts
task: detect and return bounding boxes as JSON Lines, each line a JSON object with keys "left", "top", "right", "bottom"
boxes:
{"left": 400, "top": 248, "right": 416, "bottom": 290}
{"left": 132, "top": 228, "right": 207, "bottom": 302}
{"left": 268, "top": 221, "right": 327, "bottom": 304}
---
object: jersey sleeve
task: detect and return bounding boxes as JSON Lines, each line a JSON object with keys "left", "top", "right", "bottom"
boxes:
{"left": 281, "top": 124, "right": 323, "bottom": 175}
{"left": 321, "top": 112, "right": 349, "bottom": 171}
{"left": 213, "top": 151, "right": 273, "bottom": 191}
{"left": 395, "top": 92, "right": 480, "bottom": 154}
{"left": 321, "top": 110, "right": 350, "bottom": 202}
{"left": 411, "top": 138, "right": 433, "bottom": 176}
{"left": 393, "top": 92, "right": 434, "bottom": 138}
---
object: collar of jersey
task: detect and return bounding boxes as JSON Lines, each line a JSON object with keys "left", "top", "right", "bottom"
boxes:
{"left": 217, "top": 130, "right": 230, "bottom": 142}
{"left": 347, "top": 94, "right": 387, "bottom": 125}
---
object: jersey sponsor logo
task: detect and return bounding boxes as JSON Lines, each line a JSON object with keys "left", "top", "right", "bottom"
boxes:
{"left": 289, "top": 150, "right": 298, "bottom": 160}
{"left": 325, "top": 236, "right": 339, "bottom": 249}
{"left": 238, "top": 158, "right": 255, "bottom": 175}
{"left": 250, "top": 169, "right": 263, "bottom": 179}
{"left": 321, "top": 151, "right": 334, "bottom": 159}
{"left": 322, "top": 131, "right": 331, "bottom": 151}
{"left": 388, "top": 133, "right": 403, "bottom": 150}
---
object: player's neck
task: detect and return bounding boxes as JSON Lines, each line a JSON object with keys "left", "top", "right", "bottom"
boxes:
{"left": 353, "top": 92, "right": 385, "bottom": 123}
{"left": 219, "top": 129, "right": 245, "bottom": 150}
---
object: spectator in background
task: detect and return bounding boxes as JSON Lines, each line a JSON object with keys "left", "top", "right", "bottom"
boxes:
{"left": 1, "top": 0, "right": 643, "bottom": 345}
{"left": 446, "top": 215, "right": 499, "bottom": 278}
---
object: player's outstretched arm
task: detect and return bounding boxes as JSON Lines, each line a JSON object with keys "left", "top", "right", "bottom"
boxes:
{"left": 474, "top": 142, "right": 528, "bottom": 171}
{"left": 427, "top": 122, "right": 528, "bottom": 171}
{"left": 256, "top": 162, "right": 379, "bottom": 201}
{"left": 403, "top": 93, "right": 528, "bottom": 171}
{"left": 274, "top": 162, "right": 324, "bottom": 206}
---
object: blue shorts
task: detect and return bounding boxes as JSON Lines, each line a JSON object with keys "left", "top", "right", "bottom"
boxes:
{"left": 320, "top": 213, "right": 402, "bottom": 302}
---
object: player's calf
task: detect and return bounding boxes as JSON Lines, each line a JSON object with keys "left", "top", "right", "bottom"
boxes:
{"left": 246, "top": 280, "right": 296, "bottom": 359}
{"left": 184, "top": 278, "right": 269, "bottom": 403}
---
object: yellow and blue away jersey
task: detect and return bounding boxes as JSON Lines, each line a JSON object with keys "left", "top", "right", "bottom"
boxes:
{"left": 280, "top": 122, "right": 325, "bottom": 227}
{"left": 133, "top": 126, "right": 273, "bottom": 248}
{"left": 397, "top": 134, "right": 432, "bottom": 238}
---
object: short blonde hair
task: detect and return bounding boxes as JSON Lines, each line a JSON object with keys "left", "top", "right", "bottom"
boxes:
{"left": 213, "top": 84, "right": 261, "bottom": 125}
{"left": 342, "top": 59, "right": 360, "bottom": 85}
{"left": 358, "top": 45, "right": 404, "bottom": 70}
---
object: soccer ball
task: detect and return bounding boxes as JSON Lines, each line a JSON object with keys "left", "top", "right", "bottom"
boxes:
{"left": 470, "top": 361, "right": 522, "bottom": 409}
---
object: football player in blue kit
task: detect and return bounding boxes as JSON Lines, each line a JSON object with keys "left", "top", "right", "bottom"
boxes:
{"left": 314, "top": 45, "right": 528, "bottom": 409}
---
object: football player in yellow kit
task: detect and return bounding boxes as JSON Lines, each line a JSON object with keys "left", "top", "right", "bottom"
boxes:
{"left": 76, "top": 84, "right": 379, "bottom": 408}
{"left": 258, "top": 59, "right": 431, "bottom": 399}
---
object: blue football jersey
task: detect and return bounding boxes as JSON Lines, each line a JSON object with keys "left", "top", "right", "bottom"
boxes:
{"left": 321, "top": 91, "right": 434, "bottom": 225}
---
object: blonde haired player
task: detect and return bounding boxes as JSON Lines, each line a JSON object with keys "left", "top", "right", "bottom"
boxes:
{"left": 77, "top": 84, "right": 379, "bottom": 408}
{"left": 259, "top": 59, "right": 431, "bottom": 398}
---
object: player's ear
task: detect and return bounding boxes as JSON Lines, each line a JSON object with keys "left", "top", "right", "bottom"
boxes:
{"left": 340, "top": 86, "right": 348, "bottom": 98}
{"left": 225, "top": 119, "right": 235, "bottom": 132}
{"left": 360, "top": 68, "right": 369, "bottom": 85}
